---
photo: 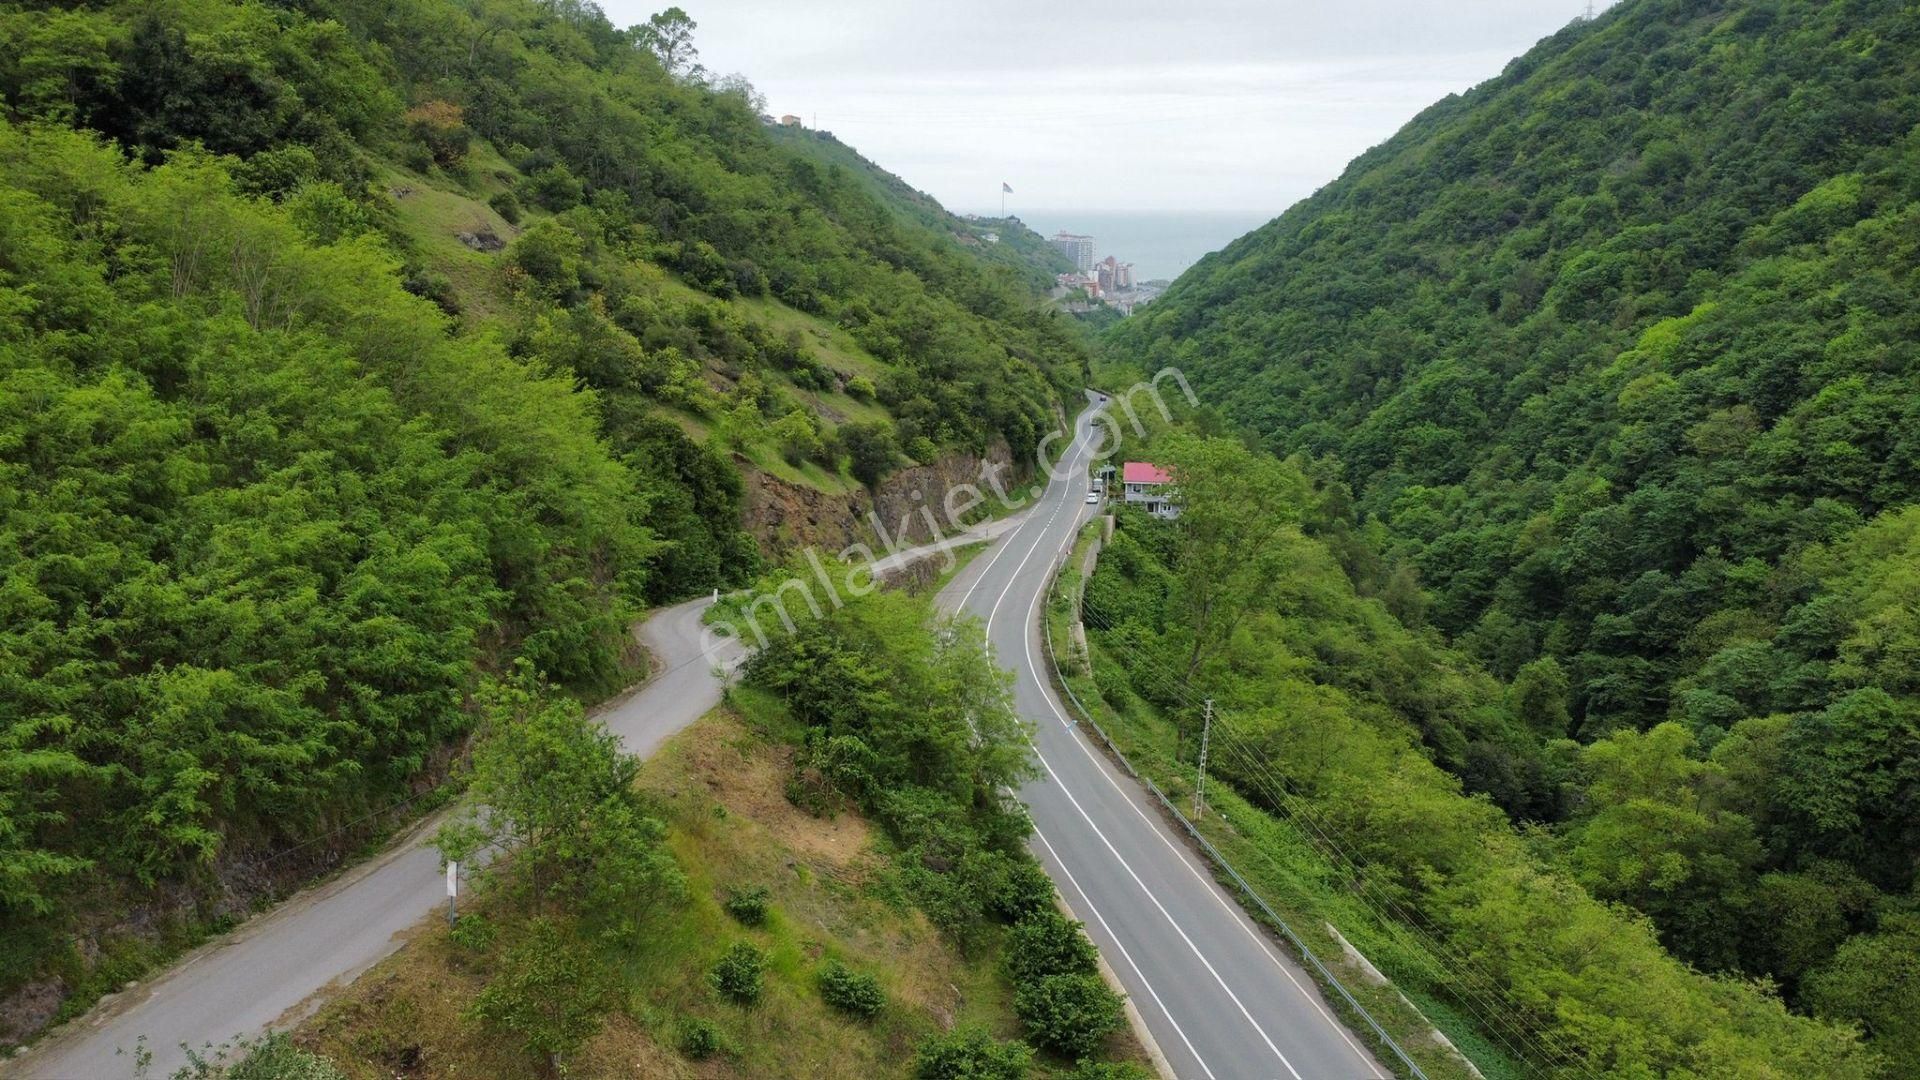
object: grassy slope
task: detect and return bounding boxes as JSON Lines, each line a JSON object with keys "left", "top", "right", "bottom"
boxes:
{"left": 380, "top": 144, "right": 897, "bottom": 498}
{"left": 295, "top": 702, "right": 1146, "bottom": 1077}
{"left": 767, "top": 126, "right": 1074, "bottom": 291}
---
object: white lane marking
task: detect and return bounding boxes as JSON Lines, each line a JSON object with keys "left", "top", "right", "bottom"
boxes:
{"left": 1022, "top": 744, "right": 1304, "bottom": 1080}
{"left": 954, "top": 411, "right": 1090, "bottom": 615}
{"left": 1006, "top": 409, "right": 1383, "bottom": 1076}
{"left": 1032, "top": 824, "right": 1218, "bottom": 1080}
{"left": 978, "top": 425, "right": 1306, "bottom": 1080}
{"left": 1024, "top": 567, "right": 1389, "bottom": 1078}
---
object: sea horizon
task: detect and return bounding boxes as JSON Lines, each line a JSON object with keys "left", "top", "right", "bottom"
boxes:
{"left": 964, "top": 208, "right": 1276, "bottom": 283}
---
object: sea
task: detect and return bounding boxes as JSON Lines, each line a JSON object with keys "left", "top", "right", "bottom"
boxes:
{"left": 1007, "top": 210, "right": 1275, "bottom": 284}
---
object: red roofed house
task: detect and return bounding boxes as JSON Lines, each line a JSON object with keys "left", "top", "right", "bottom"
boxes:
{"left": 1121, "top": 461, "right": 1180, "bottom": 519}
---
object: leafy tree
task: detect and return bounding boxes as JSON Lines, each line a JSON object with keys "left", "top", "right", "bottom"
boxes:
{"left": 1803, "top": 914, "right": 1920, "bottom": 1078}
{"left": 468, "top": 918, "right": 608, "bottom": 1073}
{"left": 632, "top": 7, "right": 698, "bottom": 78}
{"left": 1154, "top": 434, "right": 1308, "bottom": 681}
{"left": 435, "top": 667, "right": 681, "bottom": 916}
{"left": 839, "top": 420, "right": 898, "bottom": 488}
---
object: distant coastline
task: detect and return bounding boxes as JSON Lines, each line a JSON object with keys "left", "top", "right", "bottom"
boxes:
{"left": 994, "top": 209, "right": 1271, "bottom": 283}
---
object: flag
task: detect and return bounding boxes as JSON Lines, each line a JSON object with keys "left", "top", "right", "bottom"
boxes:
{"left": 1002, "top": 182, "right": 1013, "bottom": 193}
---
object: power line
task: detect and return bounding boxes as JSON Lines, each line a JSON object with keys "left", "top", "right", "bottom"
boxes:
{"left": 1074, "top": 595, "right": 1599, "bottom": 1077}
{"left": 1074, "top": 601, "right": 1592, "bottom": 1075}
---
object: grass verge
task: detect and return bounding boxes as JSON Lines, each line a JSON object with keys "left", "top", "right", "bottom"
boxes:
{"left": 1043, "top": 519, "right": 1509, "bottom": 1080}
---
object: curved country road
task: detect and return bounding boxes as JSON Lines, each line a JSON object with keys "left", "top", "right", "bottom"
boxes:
{"left": 10, "top": 398, "right": 1382, "bottom": 1079}
{"left": 5, "top": 521, "right": 1023, "bottom": 1079}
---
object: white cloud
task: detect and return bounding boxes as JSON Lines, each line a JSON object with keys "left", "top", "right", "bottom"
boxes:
{"left": 601, "top": 1, "right": 1611, "bottom": 213}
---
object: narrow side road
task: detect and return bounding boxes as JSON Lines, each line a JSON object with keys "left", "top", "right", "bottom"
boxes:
{"left": 5, "top": 517, "right": 1024, "bottom": 1079}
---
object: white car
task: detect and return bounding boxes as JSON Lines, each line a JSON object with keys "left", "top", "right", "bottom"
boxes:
{"left": 1086, "top": 491, "right": 1100, "bottom": 504}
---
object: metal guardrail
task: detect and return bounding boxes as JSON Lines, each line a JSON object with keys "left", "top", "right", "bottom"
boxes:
{"left": 1041, "top": 533, "right": 1433, "bottom": 1080}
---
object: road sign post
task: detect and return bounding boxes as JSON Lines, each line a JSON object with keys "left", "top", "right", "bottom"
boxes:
{"left": 446, "top": 861, "right": 458, "bottom": 926}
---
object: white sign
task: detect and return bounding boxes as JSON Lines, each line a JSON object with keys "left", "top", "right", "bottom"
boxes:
{"left": 446, "top": 861, "right": 458, "bottom": 897}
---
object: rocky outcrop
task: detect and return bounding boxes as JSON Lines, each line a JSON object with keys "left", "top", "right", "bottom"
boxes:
{"left": 741, "top": 441, "right": 1031, "bottom": 559}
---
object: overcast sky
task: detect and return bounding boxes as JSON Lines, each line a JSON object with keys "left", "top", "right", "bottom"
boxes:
{"left": 601, "top": 1, "right": 1615, "bottom": 215}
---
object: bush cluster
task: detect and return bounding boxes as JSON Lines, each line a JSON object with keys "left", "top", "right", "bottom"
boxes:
{"left": 708, "top": 941, "right": 767, "bottom": 1004}
{"left": 816, "top": 960, "right": 884, "bottom": 1019}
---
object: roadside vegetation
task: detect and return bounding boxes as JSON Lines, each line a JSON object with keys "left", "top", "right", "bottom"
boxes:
{"left": 1101, "top": 0, "right": 1920, "bottom": 1072}
{"left": 0, "top": 0, "right": 1084, "bottom": 1037}
{"left": 286, "top": 592, "right": 1147, "bottom": 1078}
{"left": 1053, "top": 402, "right": 1885, "bottom": 1076}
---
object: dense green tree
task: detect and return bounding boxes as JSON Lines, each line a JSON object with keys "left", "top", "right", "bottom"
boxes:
{"left": 469, "top": 918, "right": 609, "bottom": 1073}
{"left": 1803, "top": 913, "right": 1920, "bottom": 1078}
{"left": 435, "top": 667, "right": 681, "bottom": 916}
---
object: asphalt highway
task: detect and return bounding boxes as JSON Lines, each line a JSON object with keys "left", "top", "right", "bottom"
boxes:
{"left": 936, "top": 396, "right": 1386, "bottom": 1080}
{"left": 11, "top": 400, "right": 1383, "bottom": 1079}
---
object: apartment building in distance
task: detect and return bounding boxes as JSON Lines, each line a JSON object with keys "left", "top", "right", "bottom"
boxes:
{"left": 1050, "top": 231, "right": 1096, "bottom": 273}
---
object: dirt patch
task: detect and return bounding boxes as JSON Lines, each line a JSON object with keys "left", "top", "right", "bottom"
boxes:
{"left": 660, "top": 713, "right": 871, "bottom": 870}
{"left": 0, "top": 979, "right": 64, "bottom": 1047}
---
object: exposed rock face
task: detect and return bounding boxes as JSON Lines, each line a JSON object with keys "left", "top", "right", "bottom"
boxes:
{"left": 455, "top": 228, "right": 504, "bottom": 251}
{"left": 741, "top": 441, "right": 1029, "bottom": 560}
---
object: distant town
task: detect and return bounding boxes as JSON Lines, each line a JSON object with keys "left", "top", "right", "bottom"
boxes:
{"left": 1043, "top": 230, "right": 1168, "bottom": 315}
{"left": 956, "top": 214, "right": 1168, "bottom": 317}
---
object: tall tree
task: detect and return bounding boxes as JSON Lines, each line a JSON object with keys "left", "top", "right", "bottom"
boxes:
{"left": 1155, "top": 435, "right": 1308, "bottom": 681}
{"left": 632, "top": 7, "right": 697, "bottom": 77}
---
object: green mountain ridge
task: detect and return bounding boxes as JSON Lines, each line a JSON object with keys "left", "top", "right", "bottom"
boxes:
{"left": 0, "top": 0, "right": 1082, "bottom": 1040}
{"left": 1107, "top": 0, "right": 1919, "bottom": 1070}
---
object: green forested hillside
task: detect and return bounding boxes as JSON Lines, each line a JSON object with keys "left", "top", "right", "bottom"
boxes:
{"left": 768, "top": 124, "right": 1077, "bottom": 291}
{"left": 0, "top": 0, "right": 1081, "bottom": 1033}
{"left": 1073, "top": 432, "right": 1880, "bottom": 1077}
{"left": 1107, "top": 0, "right": 1919, "bottom": 1069}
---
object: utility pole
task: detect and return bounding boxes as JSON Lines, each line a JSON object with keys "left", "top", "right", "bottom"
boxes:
{"left": 1193, "top": 698, "right": 1213, "bottom": 819}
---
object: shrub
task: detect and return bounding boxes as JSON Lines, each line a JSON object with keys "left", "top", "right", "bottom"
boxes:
{"left": 675, "top": 1017, "right": 723, "bottom": 1060}
{"left": 469, "top": 918, "right": 608, "bottom": 1063}
{"left": 489, "top": 189, "right": 522, "bottom": 225}
{"left": 988, "top": 858, "right": 1057, "bottom": 922}
{"left": 162, "top": 1031, "right": 347, "bottom": 1080}
{"left": 723, "top": 884, "right": 770, "bottom": 927}
{"left": 523, "top": 163, "right": 583, "bottom": 210}
{"left": 708, "top": 941, "right": 766, "bottom": 1004}
{"left": 1013, "top": 973, "right": 1124, "bottom": 1059}
{"left": 403, "top": 101, "right": 470, "bottom": 169}
{"left": 912, "top": 1026, "right": 1033, "bottom": 1080}
{"left": 1004, "top": 911, "right": 1098, "bottom": 984}
{"left": 448, "top": 914, "right": 496, "bottom": 953}
{"left": 817, "top": 960, "right": 884, "bottom": 1019}
{"left": 839, "top": 420, "right": 897, "bottom": 487}
{"left": 846, "top": 374, "right": 877, "bottom": 399}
